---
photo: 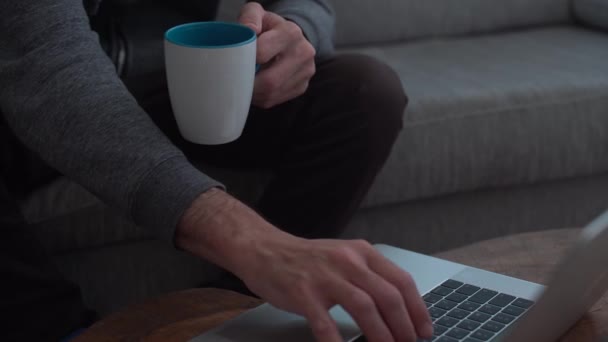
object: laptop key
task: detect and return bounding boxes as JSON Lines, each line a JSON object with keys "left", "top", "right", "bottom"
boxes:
{"left": 488, "top": 293, "right": 516, "bottom": 307}
{"left": 446, "top": 327, "right": 470, "bottom": 339}
{"left": 432, "top": 286, "right": 454, "bottom": 296}
{"left": 471, "top": 329, "right": 495, "bottom": 341}
{"left": 503, "top": 305, "right": 525, "bottom": 316}
{"left": 436, "top": 300, "right": 458, "bottom": 311}
{"left": 429, "top": 307, "right": 447, "bottom": 319}
{"left": 468, "top": 312, "right": 491, "bottom": 323}
{"left": 481, "top": 321, "right": 506, "bottom": 333}
{"left": 458, "top": 301, "right": 481, "bottom": 312}
{"left": 479, "top": 304, "right": 501, "bottom": 315}
{"left": 469, "top": 289, "right": 498, "bottom": 304}
{"left": 456, "top": 284, "right": 480, "bottom": 296}
{"left": 436, "top": 316, "right": 459, "bottom": 328}
{"left": 447, "top": 308, "right": 470, "bottom": 320}
{"left": 479, "top": 304, "right": 500, "bottom": 315}
{"left": 433, "top": 323, "right": 449, "bottom": 335}
{"left": 457, "top": 319, "right": 481, "bottom": 331}
{"left": 424, "top": 293, "right": 443, "bottom": 304}
{"left": 492, "top": 312, "right": 515, "bottom": 324}
{"left": 425, "top": 302, "right": 433, "bottom": 308}
{"left": 512, "top": 298, "right": 535, "bottom": 309}
{"left": 446, "top": 292, "right": 468, "bottom": 303}
{"left": 442, "top": 279, "right": 464, "bottom": 289}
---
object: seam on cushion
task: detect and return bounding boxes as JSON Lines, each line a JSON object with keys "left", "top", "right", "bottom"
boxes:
{"left": 404, "top": 91, "right": 608, "bottom": 127}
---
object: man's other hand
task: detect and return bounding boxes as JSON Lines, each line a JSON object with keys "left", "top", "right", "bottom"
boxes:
{"left": 177, "top": 189, "right": 433, "bottom": 342}
{"left": 238, "top": 2, "right": 316, "bottom": 109}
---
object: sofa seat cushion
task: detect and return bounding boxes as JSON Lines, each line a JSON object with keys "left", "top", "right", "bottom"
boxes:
{"left": 341, "top": 27, "right": 608, "bottom": 208}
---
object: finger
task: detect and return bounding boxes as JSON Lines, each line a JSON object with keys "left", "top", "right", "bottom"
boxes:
{"left": 253, "top": 55, "right": 297, "bottom": 105}
{"left": 331, "top": 281, "right": 394, "bottom": 342}
{"left": 254, "top": 37, "right": 314, "bottom": 91}
{"left": 260, "top": 66, "right": 312, "bottom": 108}
{"left": 368, "top": 253, "right": 434, "bottom": 339}
{"left": 261, "top": 10, "right": 287, "bottom": 32}
{"left": 304, "top": 301, "right": 343, "bottom": 342}
{"left": 352, "top": 267, "right": 417, "bottom": 342}
{"left": 238, "top": 2, "right": 265, "bottom": 34}
{"left": 256, "top": 18, "right": 293, "bottom": 64}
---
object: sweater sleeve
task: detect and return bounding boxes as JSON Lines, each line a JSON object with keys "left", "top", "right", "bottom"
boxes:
{"left": 253, "top": 0, "right": 336, "bottom": 60}
{"left": 0, "top": 0, "right": 223, "bottom": 244}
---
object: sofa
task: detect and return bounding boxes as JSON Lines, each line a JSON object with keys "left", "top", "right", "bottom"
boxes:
{"left": 21, "top": 0, "right": 608, "bottom": 315}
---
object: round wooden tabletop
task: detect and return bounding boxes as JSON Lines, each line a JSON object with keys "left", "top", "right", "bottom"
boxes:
{"left": 74, "top": 228, "right": 608, "bottom": 341}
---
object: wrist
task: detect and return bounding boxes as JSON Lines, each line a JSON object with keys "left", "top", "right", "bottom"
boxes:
{"left": 175, "top": 188, "right": 293, "bottom": 275}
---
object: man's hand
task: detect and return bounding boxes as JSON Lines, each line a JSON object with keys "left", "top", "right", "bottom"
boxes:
{"left": 177, "top": 189, "right": 433, "bottom": 342}
{"left": 238, "top": 2, "right": 316, "bottom": 109}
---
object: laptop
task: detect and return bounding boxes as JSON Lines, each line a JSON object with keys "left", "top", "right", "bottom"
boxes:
{"left": 190, "top": 211, "right": 608, "bottom": 342}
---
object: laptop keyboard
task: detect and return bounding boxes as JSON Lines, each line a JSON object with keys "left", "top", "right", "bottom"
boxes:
{"left": 354, "top": 279, "right": 535, "bottom": 342}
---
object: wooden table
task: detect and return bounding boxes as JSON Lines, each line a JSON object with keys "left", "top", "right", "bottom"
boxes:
{"left": 74, "top": 228, "right": 608, "bottom": 341}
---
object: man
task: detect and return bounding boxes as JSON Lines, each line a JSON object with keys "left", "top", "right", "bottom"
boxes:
{"left": 0, "top": 0, "right": 432, "bottom": 341}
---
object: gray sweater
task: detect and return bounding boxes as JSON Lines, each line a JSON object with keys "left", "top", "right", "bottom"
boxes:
{"left": 0, "top": 0, "right": 334, "bottom": 244}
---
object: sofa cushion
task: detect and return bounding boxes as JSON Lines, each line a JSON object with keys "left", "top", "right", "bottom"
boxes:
{"left": 330, "top": 0, "right": 572, "bottom": 47}
{"left": 573, "top": 0, "right": 608, "bottom": 31}
{"left": 339, "top": 27, "right": 608, "bottom": 208}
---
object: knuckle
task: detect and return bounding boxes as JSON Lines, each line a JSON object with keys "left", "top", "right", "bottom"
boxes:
{"left": 351, "top": 239, "right": 374, "bottom": 252}
{"left": 329, "top": 245, "right": 357, "bottom": 265}
{"left": 303, "top": 43, "right": 316, "bottom": 60}
{"left": 380, "top": 286, "right": 403, "bottom": 311}
{"left": 286, "top": 21, "right": 303, "bottom": 38}
{"left": 289, "top": 283, "right": 314, "bottom": 301}
{"left": 256, "top": 48, "right": 274, "bottom": 64}
{"left": 295, "top": 42, "right": 315, "bottom": 60}
{"left": 259, "top": 74, "right": 280, "bottom": 92}
{"left": 351, "top": 293, "right": 375, "bottom": 313}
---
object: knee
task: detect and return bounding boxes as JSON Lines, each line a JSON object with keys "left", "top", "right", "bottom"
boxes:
{"left": 329, "top": 54, "right": 407, "bottom": 146}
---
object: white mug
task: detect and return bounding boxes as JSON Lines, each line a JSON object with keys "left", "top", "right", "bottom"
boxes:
{"left": 164, "top": 22, "right": 257, "bottom": 145}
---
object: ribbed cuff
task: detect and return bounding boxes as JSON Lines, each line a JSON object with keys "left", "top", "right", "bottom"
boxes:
{"left": 130, "top": 155, "right": 224, "bottom": 247}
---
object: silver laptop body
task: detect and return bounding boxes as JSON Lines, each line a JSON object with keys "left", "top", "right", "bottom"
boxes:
{"left": 191, "top": 211, "right": 608, "bottom": 342}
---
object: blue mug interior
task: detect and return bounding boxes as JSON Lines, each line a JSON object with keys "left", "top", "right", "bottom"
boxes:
{"left": 165, "top": 22, "right": 256, "bottom": 48}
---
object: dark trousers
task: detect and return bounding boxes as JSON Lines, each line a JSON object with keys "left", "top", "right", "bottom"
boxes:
{"left": 144, "top": 54, "right": 406, "bottom": 238}
{"left": 0, "top": 53, "right": 406, "bottom": 340}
